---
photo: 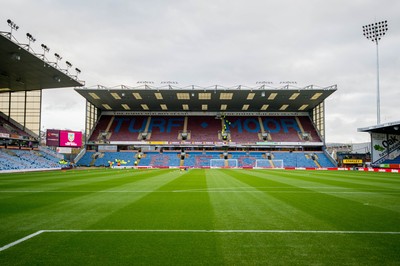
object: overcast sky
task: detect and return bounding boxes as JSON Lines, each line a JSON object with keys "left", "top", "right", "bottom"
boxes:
{"left": 1, "top": 0, "right": 399, "bottom": 143}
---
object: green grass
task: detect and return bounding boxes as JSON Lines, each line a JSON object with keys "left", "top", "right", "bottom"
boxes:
{"left": 1, "top": 168, "right": 400, "bottom": 265}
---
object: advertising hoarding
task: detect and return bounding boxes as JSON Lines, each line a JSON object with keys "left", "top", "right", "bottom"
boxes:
{"left": 46, "top": 129, "right": 60, "bottom": 147}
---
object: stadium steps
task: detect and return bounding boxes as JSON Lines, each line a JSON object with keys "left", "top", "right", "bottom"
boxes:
{"left": 257, "top": 117, "right": 271, "bottom": 141}
{"left": 104, "top": 116, "right": 115, "bottom": 139}
{"left": 105, "top": 116, "right": 115, "bottom": 132}
{"left": 144, "top": 117, "right": 152, "bottom": 138}
{"left": 258, "top": 117, "right": 264, "bottom": 133}
{"left": 295, "top": 116, "right": 304, "bottom": 132}
{"left": 183, "top": 117, "right": 188, "bottom": 138}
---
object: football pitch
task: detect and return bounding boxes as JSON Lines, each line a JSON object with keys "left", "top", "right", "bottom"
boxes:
{"left": 1, "top": 168, "right": 400, "bottom": 265}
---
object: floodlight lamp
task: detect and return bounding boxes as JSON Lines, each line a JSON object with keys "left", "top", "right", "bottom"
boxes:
{"left": 66, "top": 61, "right": 72, "bottom": 68}
{"left": 54, "top": 53, "right": 62, "bottom": 61}
{"left": 26, "top": 33, "right": 36, "bottom": 43}
{"left": 75, "top": 68, "right": 81, "bottom": 74}
{"left": 362, "top": 20, "right": 388, "bottom": 43}
{"left": 41, "top": 44, "right": 50, "bottom": 52}
{"left": 7, "top": 19, "right": 19, "bottom": 31}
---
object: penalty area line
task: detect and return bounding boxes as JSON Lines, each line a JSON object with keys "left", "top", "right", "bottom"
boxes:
{"left": 0, "top": 230, "right": 44, "bottom": 252}
{"left": 2, "top": 229, "right": 400, "bottom": 252}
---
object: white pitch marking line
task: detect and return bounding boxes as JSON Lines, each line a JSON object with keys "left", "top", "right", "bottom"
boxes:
{"left": 1, "top": 190, "right": 399, "bottom": 194}
{"left": 0, "top": 230, "right": 44, "bottom": 252}
{"left": 2, "top": 229, "right": 400, "bottom": 252}
{"left": 43, "top": 229, "right": 400, "bottom": 234}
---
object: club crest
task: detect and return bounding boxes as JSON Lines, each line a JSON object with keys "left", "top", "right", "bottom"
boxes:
{"left": 68, "top": 132, "right": 75, "bottom": 142}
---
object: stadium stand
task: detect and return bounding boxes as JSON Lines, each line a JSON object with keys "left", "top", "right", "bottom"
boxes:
{"left": 224, "top": 117, "right": 260, "bottom": 143}
{"left": 88, "top": 115, "right": 114, "bottom": 143}
{"left": 138, "top": 151, "right": 181, "bottom": 167}
{"left": 183, "top": 151, "right": 222, "bottom": 168}
{"left": 297, "top": 116, "right": 322, "bottom": 142}
{"left": 230, "top": 151, "right": 266, "bottom": 168}
{"left": 146, "top": 117, "right": 185, "bottom": 141}
{"left": 76, "top": 151, "right": 137, "bottom": 167}
{"left": 86, "top": 115, "right": 324, "bottom": 145}
{"left": 186, "top": 117, "right": 222, "bottom": 142}
{"left": 77, "top": 112, "right": 337, "bottom": 169}
{"left": 1, "top": 112, "right": 336, "bottom": 171}
{"left": 0, "top": 148, "right": 65, "bottom": 171}
{"left": 109, "top": 116, "right": 142, "bottom": 142}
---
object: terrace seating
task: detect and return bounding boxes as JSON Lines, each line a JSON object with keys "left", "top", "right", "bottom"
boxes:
{"left": 261, "top": 116, "right": 302, "bottom": 142}
{"left": 174, "top": 151, "right": 216, "bottom": 167}
{"left": 297, "top": 116, "right": 322, "bottom": 142}
{"left": 76, "top": 151, "right": 136, "bottom": 167}
{"left": 230, "top": 151, "right": 266, "bottom": 167}
{"left": 75, "top": 150, "right": 336, "bottom": 168}
{"left": 88, "top": 116, "right": 114, "bottom": 142}
{"left": 95, "top": 151, "right": 136, "bottom": 167}
{"left": 108, "top": 116, "right": 146, "bottom": 141}
{"left": 314, "top": 152, "right": 336, "bottom": 167}
{"left": 222, "top": 116, "right": 321, "bottom": 143}
{"left": 0, "top": 149, "right": 63, "bottom": 171}
{"left": 186, "top": 117, "right": 221, "bottom": 142}
{"left": 224, "top": 117, "right": 260, "bottom": 143}
{"left": 146, "top": 116, "right": 185, "bottom": 142}
{"left": 270, "top": 151, "right": 335, "bottom": 168}
{"left": 77, "top": 151, "right": 95, "bottom": 166}
{"left": 183, "top": 151, "right": 222, "bottom": 168}
{"left": 271, "top": 152, "right": 316, "bottom": 167}
{"left": 87, "top": 115, "right": 322, "bottom": 145}
{"left": 138, "top": 151, "right": 180, "bottom": 167}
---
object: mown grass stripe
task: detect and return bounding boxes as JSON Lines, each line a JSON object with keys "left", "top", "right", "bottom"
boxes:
{"left": 2, "top": 229, "right": 400, "bottom": 252}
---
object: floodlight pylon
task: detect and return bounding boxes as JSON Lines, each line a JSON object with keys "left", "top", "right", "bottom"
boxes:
{"left": 362, "top": 20, "right": 388, "bottom": 125}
